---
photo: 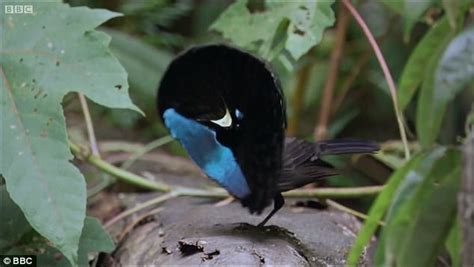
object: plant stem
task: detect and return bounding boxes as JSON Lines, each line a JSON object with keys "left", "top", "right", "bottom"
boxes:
{"left": 78, "top": 93, "right": 100, "bottom": 157}
{"left": 104, "top": 192, "right": 176, "bottom": 229}
{"left": 461, "top": 130, "right": 474, "bottom": 266}
{"left": 315, "top": 3, "right": 350, "bottom": 140}
{"left": 69, "top": 141, "right": 171, "bottom": 192}
{"left": 342, "top": 0, "right": 410, "bottom": 160}
{"left": 288, "top": 63, "right": 312, "bottom": 136}
{"left": 326, "top": 199, "right": 384, "bottom": 226}
{"left": 284, "top": 185, "right": 384, "bottom": 199}
{"left": 121, "top": 135, "right": 174, "bottom": 170}
{"left": 70, "top": 140, "right": 384, "bottom": 199}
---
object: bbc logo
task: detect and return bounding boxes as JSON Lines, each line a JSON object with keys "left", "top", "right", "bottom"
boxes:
{"left": 4, "top": 5, "right": 34, "bottom": 14}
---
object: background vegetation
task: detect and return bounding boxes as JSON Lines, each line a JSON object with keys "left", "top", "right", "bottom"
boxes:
{"left": 1, "top": 0, "right": 473, "bottom": 266}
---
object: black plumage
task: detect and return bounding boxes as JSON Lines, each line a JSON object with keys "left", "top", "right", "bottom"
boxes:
{"left": 157, "top": 44, "right": 379, "bottom": 226}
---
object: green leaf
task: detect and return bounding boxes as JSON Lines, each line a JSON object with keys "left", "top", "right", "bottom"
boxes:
{"left": 106, "top": 29, "right": 173, "bottom": 114}
{"left": 379, "top": 0, "right": 403, "bottom": 14}
{"left": 284, "top": 1, "right": 335, "bottom": 60}
{"left": 442, "top": 0, "right": 459, "bottom": 30}
{"left": 1, "top": 185, "right": 114, "bottom": 266}
{"left": 347, "top": 152, "right": 426, "bottom": 265}
{"left": 0, "top": 3, "right": 138, "bottom": 265}
{"left": 0, "top": 185, "right": 31, "bottom": 252}
{"left": 398, "top": 17, "right": 452, "bottom": 110}
{"left": 446, "top": 218, "right": 461, "bottom": 267}
{"left": 403, "top": 0, "right": 435, "bottom": 41}
{"left": 77, "top": 217, "right": 115, "bottom": 266}
{"left": 417, "top": 27, "right": 474, "bottom": 148}
{"left": 376, "top": 148, "right": 461, "bottom": 266}
{"left": 210, "top": 0, "right": 335, "bottom": 61}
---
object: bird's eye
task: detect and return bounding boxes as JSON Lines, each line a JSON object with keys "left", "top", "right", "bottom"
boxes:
{"left": 235, "top": 109, "right": 244, "bottom": 120}
{"left": 210, "top": 107, "right": 232, "bottom": 128}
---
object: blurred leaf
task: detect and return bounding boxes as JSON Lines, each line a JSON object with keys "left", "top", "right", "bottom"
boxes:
{"left": 0, "top": 186, "right": 31, "bottom": 252}
{"left": 77, "top": 217, "right": 115, "bottom": 265}
{"left": 210, "top": 0, "right": 335, "bottom": 60}
{"left": 347, "top": 152, "right": 426, "bottom": 265}
{"left": 373, "top": 152, "right": 405, "bottom": 170}
{"left": 0, "top": 3, "right": 139, "bottom": 265}
{"left": 446, "top": 218, "right": 461, "bottom": 267}
{"left": 379, "top": 0, "right": 403, "bottom": 14}
{"left": 398, "top": 18, "right": 451, "bottom": 110}
{"left": 417, "top": 27, "right": 474, "bottom": 148}
{"left": 442, "top": 0, "right": 459, "bottom": 30}
{"left": 403, "top": 0, "right": 435, "bottom": 41}
{"left": 376, "top": 148, "right": 461, "bottom": 266}
{"left": 106, "top": 29, "right": 173, "bottom": 114}
{"left": 1, "top": 186, "right": 114, "bottom": 266}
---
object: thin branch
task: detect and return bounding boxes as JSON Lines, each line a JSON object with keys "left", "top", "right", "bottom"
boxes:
{"left": 70, "top": 141, "right": 171, "bottom": 192}
{"left": 342, "top": 0, "right": 410, "bottom": 160}
{"left": 288, "top": 63, "right": 312, "bottom": 136}
{"left": 331, "top": 52, "right": 372, "bottom": 115}
{"left": 104, "top": 192, "right": 176, "bottom": 229}
{"left": 315, "top": 4, "right": 350, "bottom": 140}
{"left": 116, "top": 207, "right": 164, "bottom": 242}
{"left": 78, "top": 93, "right": 100, "bottom": 157}
{"left": 70, "top": 140, "right": 384, "bottom": 198}
{"left": 326, "top": 199, "right": 385, "bottom": 226}
{"left": 284, "top": 185, "right": 384, "bottom": 199}
{"left": 461, "top": 130, "right": 474, "bottom": 266}
{"left": 121, "top": 135, "right": 174, "bottom": 170}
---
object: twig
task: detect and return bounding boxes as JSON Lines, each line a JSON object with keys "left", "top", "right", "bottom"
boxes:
{"left": 70, "top": 141, "right": 171, "bottom": 192}
{"left": 121, "top": 136, "right": 174, "bottom": 170}
{"left": 116, "top": 207, "right": 164, "bottom": 242}
{"left": 70, "top": 139, "right": 384, "bottom": 199}
{"left": 326, "top": 199, "right": 385, "bottom": 226}
{"left": 78, "top": 93, "right": 100, "bottom": 157}
{"left": 283, "top": 185, "right": 384, "bottom": 199}
{"left": 331, "top": 52, "right": 372, "bottom": 115}
{"left": 461, "top": 130, "right": 474, "bottom": 266}
{"left": 104, "top": 192, "right": 177, "bottom": 229}
{"left": 288, "top": 63, "right": 312, "bottom": 136}
{"left": 315, "top": 4, "right": 350, "bottom": 140}
{"left": 342, "top": 0, "right": 410, "bottom": 160}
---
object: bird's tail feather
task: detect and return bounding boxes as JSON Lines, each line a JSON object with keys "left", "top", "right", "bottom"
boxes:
{"left": 315, "top": 139, "right": 380, "bottom": 157}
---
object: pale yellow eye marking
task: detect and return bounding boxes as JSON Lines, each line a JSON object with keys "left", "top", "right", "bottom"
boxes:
{"left": 211, "top": 107, "right": 232, "bottom": 127}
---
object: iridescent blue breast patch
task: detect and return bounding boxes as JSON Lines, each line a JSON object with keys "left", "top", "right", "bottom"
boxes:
{"left": 163, "top": 108, "right": 251, "bottom": 198}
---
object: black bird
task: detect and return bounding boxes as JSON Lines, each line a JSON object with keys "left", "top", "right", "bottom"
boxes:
{"left": 157, "top": 44, "right": 379, "bottom": 226}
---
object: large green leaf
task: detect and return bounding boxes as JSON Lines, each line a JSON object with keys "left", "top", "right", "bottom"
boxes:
{"left": 0, "top": 2, "right": 139, "bottom": 265}
{"left": 398, "top": 17, "right": 452, "bottom": 110}
{"left": 210, "top": 0, "right": 335, "bottom": 61}
{"left": 403, "top": 0, "right": 435, "bottom": 41}
{"left": 376, "top": 148, "right": 462, "bottom": 266}
{"left": 77, "top": 217, "right": 115, "bottom": 266}
{"left": 347, "top": 152, "right": 426, "bottom": 265}
{"left": 417, "top": 27, "right": 474, "bottom": 148}
{"left": 0, "top": 185, "right": 115, "bottom": 266}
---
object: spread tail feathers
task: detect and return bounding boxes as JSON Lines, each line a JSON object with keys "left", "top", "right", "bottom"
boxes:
{"left": 313, "top": 139, "right": 380, "bottom": 157}
{"left": 278, "top": 138, "right": 379, "bottom": 192}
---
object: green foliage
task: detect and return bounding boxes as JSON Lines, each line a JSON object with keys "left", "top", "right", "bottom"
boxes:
{"left": 418, "top": 27, "right": 474, "bottom": 148}
{"left": 397, "top": 17, "right": 452, "bottom": 110}
{"left": 402, "top": 0, "right": 435, "bottom": 41}
{"left": 347, "top": 152, "right": 426, "bottom": 265}
{"left": 211, "top": 0, "right": 335, "bottom": 61}
{"left": 0, "top": 186, "right": 114, "bottom": 266}
{"left": 375, "top": 148, "right": 461, "bottom": 266}
{"left": 349, "top": 1, "right": 473, "bottom": 264}
{"left": 0, "top": 2, "right": 137, "bottom": 265}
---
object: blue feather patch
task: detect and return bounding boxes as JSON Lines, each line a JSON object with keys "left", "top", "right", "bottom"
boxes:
{"left": 163, "top": 108, "right": 251, "bottom": 199}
